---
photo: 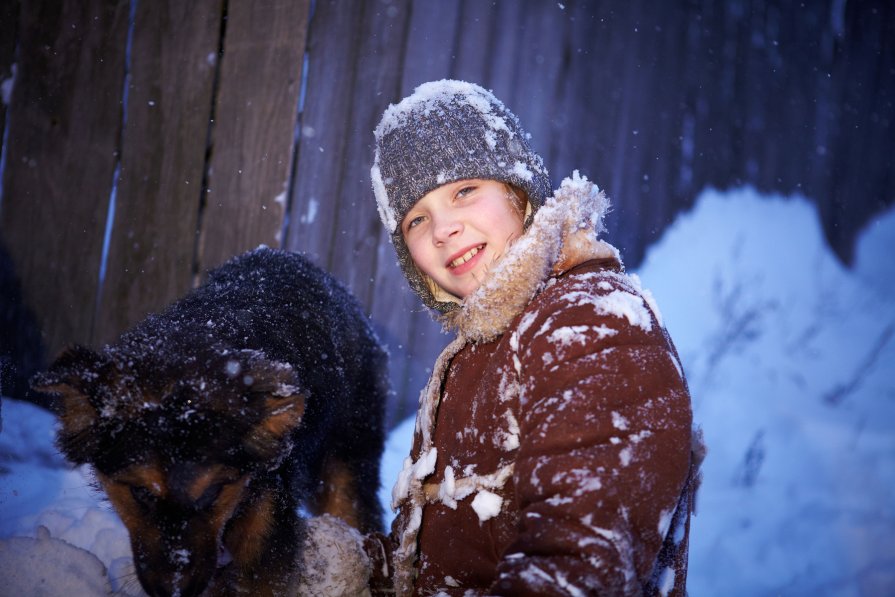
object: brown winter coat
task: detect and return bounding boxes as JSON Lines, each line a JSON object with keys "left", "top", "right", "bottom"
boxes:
{"left": 388, "top": 174, "right": 702, "bottom": 596}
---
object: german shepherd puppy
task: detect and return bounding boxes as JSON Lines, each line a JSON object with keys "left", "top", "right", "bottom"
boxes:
{"left": 33, "top": 248, "right": 388, "bottom": 597}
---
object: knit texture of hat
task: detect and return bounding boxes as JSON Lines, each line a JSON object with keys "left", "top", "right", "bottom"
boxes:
{"left": 371, "top": 80, "right": 551, "bottom": 313}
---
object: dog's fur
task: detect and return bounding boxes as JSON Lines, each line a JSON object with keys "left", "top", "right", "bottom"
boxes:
{"left": 33, "top": 248, "right": 388, "bottom": 597}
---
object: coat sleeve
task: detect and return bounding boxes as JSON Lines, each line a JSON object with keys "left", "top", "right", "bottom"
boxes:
{"left": 489, "top": 274, "right": 693, "bottom": 596}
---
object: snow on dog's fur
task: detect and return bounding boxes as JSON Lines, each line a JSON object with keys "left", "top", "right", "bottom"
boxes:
{"left": 33, "top": 248, "right": 388, "bottom": 597}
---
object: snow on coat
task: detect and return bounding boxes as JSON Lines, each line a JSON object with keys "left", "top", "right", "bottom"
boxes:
{"left": 390, "top": 172, "right": 702, "bottom": 596}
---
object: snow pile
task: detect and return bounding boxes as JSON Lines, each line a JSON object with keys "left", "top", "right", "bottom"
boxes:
{"left": 0, "top": 527, "right": 113, "bottom": 596}
{"left": 0, "top": 399, "right": 142, "bottom": 595}
{"left": 638, "top": 187, "right": 895, "bottom": 595}
{"left": 1, "top": 187, "right": 893, "bottom": 595}
{"left": 853, "top": 204, "right": 895, "bottom": 298}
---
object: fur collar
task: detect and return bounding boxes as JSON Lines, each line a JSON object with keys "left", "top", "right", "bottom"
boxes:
{"left": 441, "top": 171, "right": 619, "bottom": 343}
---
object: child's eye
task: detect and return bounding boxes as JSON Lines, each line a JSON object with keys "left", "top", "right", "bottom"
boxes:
{"left": 456, "top": 186, "right": 476, "bottom": 199}
{"left": 405, "top": 215, "right": 425, "bottom": 230}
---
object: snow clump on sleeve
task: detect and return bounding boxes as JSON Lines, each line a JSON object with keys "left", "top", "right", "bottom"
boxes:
{"left": 629, "top": 273, "right": 664, "bottom": 328}
{"left": 391, "top": 448, "right": 438, "bottom": 509}
{"left": 471, "top": 490, "right": 503, "bottom": 522}
{"left": 561, "top": 287, "right": 654, "bottom": 333}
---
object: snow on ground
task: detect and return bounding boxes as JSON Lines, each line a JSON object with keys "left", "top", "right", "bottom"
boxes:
{"left": 638, "top": 188, "right": 895, "bottom": 595}
{"left": 1, "top": 187, "right": 893, "bottom": 595}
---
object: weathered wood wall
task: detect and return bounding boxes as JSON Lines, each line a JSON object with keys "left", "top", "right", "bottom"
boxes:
{"left": 2, "top": 0, "right": 128, "bottom": 362}
{"left": 0, "top": 0, "right": 310, "bottom": 358}
{"left": 1, "top": 0, "right": 892, "bottom": 425}
{"left": 96, "top": 0, "right": 223, "bottom": 346}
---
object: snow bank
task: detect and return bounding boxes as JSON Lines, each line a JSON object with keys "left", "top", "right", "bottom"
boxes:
{"left": 638, "top": 187, "right": 895, "bottom": 595}
{"left": 0, "top": 527, "right": 112, "bottom": 596}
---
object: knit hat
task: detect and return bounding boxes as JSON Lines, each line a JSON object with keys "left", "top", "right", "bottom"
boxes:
{"left": 371, "top": 80, "right": 551, "bottom": 313}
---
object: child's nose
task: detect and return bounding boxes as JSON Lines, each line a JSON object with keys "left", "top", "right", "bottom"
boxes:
{"left": 432, "top": 218, "right": 462, "bottom": 244}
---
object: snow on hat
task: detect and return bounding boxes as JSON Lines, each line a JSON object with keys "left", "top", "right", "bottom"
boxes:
{"left": 371, "top": 79, "right": 551, "bottom": 313}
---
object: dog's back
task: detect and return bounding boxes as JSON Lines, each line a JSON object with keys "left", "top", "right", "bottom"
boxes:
{"left": 35, "top": 247, "right": 388, "bottom": 595}
{"left": 180, "top": 247, "right": 388, "bottom": 529}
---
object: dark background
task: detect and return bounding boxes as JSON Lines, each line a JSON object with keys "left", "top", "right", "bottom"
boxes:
{"left": 1, "top": 0, "right": 892, "bottom": 425}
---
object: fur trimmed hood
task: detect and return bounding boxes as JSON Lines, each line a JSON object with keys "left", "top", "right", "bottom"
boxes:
{"left": 441, "top": 170, "right": 619, "bottom": 343}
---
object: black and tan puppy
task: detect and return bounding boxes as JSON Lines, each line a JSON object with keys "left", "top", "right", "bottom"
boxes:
{"left": 33, "top": 247, "right": 388, "bottom": 597}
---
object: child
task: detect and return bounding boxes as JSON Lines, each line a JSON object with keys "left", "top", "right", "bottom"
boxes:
{"left": 369, "top": 80, "right": 702, "bottom": 596}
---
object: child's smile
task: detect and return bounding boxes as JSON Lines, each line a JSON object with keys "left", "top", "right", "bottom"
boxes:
{"left": 447, "top": 243, "right": 485, "bottom": 272}
{"left": 402, "top": 179, "right": 524, "bottom": 299}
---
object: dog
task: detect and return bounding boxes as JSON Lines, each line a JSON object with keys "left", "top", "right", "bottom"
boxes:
{"left": 33, "top": 247, "right": 388, "bottom": 596}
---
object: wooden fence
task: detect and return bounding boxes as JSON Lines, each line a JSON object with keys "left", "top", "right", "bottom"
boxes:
{"left": 1, "top": 0, "right": 892, "bottom": 425}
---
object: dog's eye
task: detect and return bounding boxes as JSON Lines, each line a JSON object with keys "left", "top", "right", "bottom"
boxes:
{"left": 195, "top": 483, "right": 224, "bottom": 511}
{"left": 130, "top": 485, "right": 157, "bottom": 510}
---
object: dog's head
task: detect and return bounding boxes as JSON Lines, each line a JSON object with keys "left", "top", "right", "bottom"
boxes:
{"left": 33, "top": 345, "right": 307, "bottom": 597}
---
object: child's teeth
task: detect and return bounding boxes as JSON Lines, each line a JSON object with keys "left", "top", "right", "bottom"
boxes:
{"left": 451, "top": 246, "right": 481, "bottom": 268}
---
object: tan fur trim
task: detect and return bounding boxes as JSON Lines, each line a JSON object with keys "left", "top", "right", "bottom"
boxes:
{"left": 416, "top": 336, "right": 466, "bottom": 451}
{"left": 555, "top": 230, "right": 618, "bottom": 274}
{"left": 391, "top": 337, "right": 465, "bottom": 596}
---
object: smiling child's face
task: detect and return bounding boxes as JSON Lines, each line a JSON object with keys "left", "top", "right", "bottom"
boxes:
{"left": 401, "top": 179, "right": 525, "bottom": 300}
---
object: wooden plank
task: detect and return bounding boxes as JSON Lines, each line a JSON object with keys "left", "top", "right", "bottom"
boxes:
{"left": 487, "top": 0, "right": 524, "bottom": 104}
{"left": 631, "top": 3, "right": 687, "bottom": 255}
{"left": 495, "top": 0, "right": 565, "bottom": 172}
{"left": 400, "top": 0, "right": 461, "bottom": 94}
{"left": 196, "top": 0, "right": 310, "bottom": 273}
{"left": 335, "top": 0, "right": 439, "bottom": 427}
{"left": 284, "top": 0, "right": 364, "bottom": 265}
{"left": 0, "top": 0, "right": 127, "bottom": 360}
{"left": 549, "top": 2, "right": 598, "bottom": 188}
{"left": 450, "top": 0, "right": 496, "bottom": 84}
{"left": 288, "top": 0, "right": 448, "bottom": 426}
{"left": 0, "top": 0, "right": 18, "bottom": 150}
{"left": 826, "top": 0, "right": 895, "bottom": 262}
{"left": 367, "top": 0, "right": 457, "bottom": 425}
{"left": 772, "top": 2, "right": 827, "bottom": 199}
{"left": 575, "top": 0, "right": 646, "bottom": 262}
{"left": 95, "top": 0, "right": 223, "bottom": 346}
{"left": 328, "top": 0, "right": 412, "bottom": 310}
{"left": 286, "top": 0, "right": 428, "bottom": 425}
{"left": 669, "top": 0, "right": 708, "bottom": 208}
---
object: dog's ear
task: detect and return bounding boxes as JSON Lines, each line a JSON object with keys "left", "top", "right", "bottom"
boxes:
{"left": 238, "top": 353, "right": 307, "bottom": 461}
{"left": 32, "top": 345, "right": 106, "bottom": 463}
{"left": 243, "top": 393, "right": 307, "bottom": 461}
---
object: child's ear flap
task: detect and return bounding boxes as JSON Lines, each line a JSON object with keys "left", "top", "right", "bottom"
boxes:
{"left": 31, "top": 345, "right": 106, "bottom": 463}
{"left": 238, "top": 352, "right": 307, "bottom": 460}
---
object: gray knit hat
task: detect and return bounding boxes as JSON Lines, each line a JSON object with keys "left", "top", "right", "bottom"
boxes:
{"left": 371, "top": 80, "right": 551, "bottom": 313}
